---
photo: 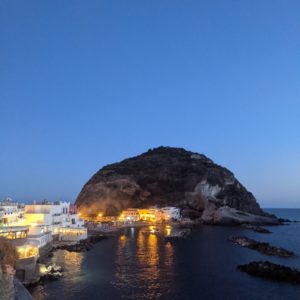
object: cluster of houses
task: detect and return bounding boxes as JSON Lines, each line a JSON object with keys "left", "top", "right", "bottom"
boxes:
{"left": 0, "top": 199, "right": 87, "bottom": 243}
{"left": 119, "top": 207, "right": 181, "bottom": 223}
{"left": 0, "top": 198, "right": 87, "bottom": 283}
{"left": 80, "top": 207, "right": 181, "bottom": 224}
{"left": 0, "top": 198, "right": 25, "bottom": 226}
{"left": 0, "top": 197, "right": 182, "bottom": 283}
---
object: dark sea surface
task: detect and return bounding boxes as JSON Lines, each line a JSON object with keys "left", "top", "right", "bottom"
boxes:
{"left": 33, "top": 209, "right": 300, "bottom": 300}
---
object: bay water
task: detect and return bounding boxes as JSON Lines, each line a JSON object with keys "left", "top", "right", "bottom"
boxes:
{"left": 31, "top": 209, "right": 300, "bottom": 300}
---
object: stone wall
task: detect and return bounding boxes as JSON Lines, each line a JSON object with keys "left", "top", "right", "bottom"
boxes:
{"left": 15, "top": 256, "right": 39, "bottom": 284}
{"left": 14, "top": 278, "right": 33, "bottom": 300}
{"left": 0, "top": 268, "right": 15, "bottom": 300}
{"left": 38, "top": 241, "right": 53, "bottom": 260}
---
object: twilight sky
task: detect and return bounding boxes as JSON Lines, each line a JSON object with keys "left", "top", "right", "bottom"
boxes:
{"left": 0, "top": 0, "right": 299, "bottom": 207}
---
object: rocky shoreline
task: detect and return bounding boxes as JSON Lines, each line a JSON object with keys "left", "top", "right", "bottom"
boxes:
{"left": 240, "top": 224, "right": 272, "bottom": 234}
{"left": 228, "top": 236, "right": 294, "bottom": 257}
{"left": 53, "top": 235, "right": 107, "bottom": 253}
{"left": 25, "top": 234, "right": 107, "bottom": 295}
{"left": 238, "top": 261, "right": 300, "bottom": 284}
{"left": 24, "top": 264, "right": 63, "bottom": 292}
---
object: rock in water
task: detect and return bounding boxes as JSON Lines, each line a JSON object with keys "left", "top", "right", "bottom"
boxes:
{"left": 240, "top": 224, "right": 272, "bottom": 234}
{"left": 228, "top": 236, "right": 294, "bottom": 257}
{"left": 238, "top": 261, "right": 300, "bottom": 284}
{"left": 75, "top": 146, "right": 278, "bottom": 225}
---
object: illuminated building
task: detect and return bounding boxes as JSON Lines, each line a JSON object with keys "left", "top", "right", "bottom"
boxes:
{"left": 119, "top": 208, "right": 140, "bottom": 222}
{"left": 138, "top": 209, "right": 160, "bottom": 222}
{"left": 15, "top": 243, "right": 40, "bottom": 284}
{"left": 160, "top": 207, "right": 181, "bottom": 221}
{"left": 119, "top": 207, "right": 181, "bottom": 223}
{"left": 26, "top": 225, "right": 53, "bottom": 249}
{"left": 16, "top": 244, "right": 39, "bottom": 260}
{"left": 24, "top": 201, "right": 86, "bottom": 242}
{"left": 0, "top": 198, "right": 25, "bottom": 226}
{"left": 0, "top": 226, "right": 28, "bottom": 240}
{"left": 25, "top": 202, "right": 84, "bottom": 230}
{"left": 58, "top": 227, "right": 87, "bottom": 241}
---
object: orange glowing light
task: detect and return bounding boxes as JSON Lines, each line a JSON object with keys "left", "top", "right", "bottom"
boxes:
{"left": 119, "top": 235, "right": 126, "bottom": 241}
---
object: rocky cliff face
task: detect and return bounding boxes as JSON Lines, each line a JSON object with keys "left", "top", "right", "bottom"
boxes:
{"left": 76, "top": 147, "right": 278, "bottom": 224}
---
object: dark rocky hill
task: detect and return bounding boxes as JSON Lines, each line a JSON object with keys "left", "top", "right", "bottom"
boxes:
{"left": 75, "top": 147, "right": 278, "bottom": 224}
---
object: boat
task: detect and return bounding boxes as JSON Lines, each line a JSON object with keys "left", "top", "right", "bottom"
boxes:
{"left": 164, "top": 228, "right": 191, "bottom": 240}
{"left": 141, "top": 226, "right": 160, "bottom": 235}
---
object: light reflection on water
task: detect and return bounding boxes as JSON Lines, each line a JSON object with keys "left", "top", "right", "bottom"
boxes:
{"left": 61, "top": 251, "right": 84, "bottom": 272}
{"left": 30, "top": 250, "right": 84, "bottom": 300}
{"left": 52, "top": 250, "right": 84, "bottom": 283}
{"left": 137, "top": 231, "right": 160, "bottom": 292}
{"left": 30, "top": 215, "right": 300, "bottom": 300}
{"left": 114, "top": 226, "right": 175, "bottom": 299}
{"left": 164, "top": 242, "right": 174, "bottom": 268}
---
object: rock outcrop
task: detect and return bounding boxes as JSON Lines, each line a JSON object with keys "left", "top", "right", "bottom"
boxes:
{"left": 53, "top": 236, "right": 107, "bottom": 252}
{"left": 228, "top": 236, "right": 294, "bottom": 257}
{"left": 75, "top": 146, "right": 278, "bottom": 224}
{"left": 238, "top": 261, "right": 300, "bottom": 284}
{"left": 240, "top": 224, "right": 272, "bottom": 234}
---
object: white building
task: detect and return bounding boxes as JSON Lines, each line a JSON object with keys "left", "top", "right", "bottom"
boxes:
{"left": 24, "top": 201, "right": 86, "bottom": 242}
{"left": 0, "top": 198, "right": 24, "bottom": 226}
{"left": 160, "top": 207, "right": 181, "bottom": 221}
{"left": 119, "top": 208, "right": 140, "bottom": 222}
{"left": 118, "top": 207, "right": 181, "bottom": 223}
{"left": 24, "top": 202, "right": 83, "bottom": 230}
{"left": 0, "top": 226, "right": 28, "bottom": 240}
{"left": 26, "top": 225, "right": 53, "bottom": 249}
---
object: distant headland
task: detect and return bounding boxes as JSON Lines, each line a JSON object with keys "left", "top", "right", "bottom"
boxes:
{"left": 76, "top": 146, "right": 278, "bottom": 225}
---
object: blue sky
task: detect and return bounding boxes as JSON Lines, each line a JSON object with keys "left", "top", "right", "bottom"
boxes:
{"left": 0, "top": 0, "right": 299, "bottom": 207}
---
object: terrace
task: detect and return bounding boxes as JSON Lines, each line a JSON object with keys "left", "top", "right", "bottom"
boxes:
{"left": 16, "top": 244, "right": 39, "bottom": 259}
{"left": 0, "top": 226, "right": 28, "bottom": 240}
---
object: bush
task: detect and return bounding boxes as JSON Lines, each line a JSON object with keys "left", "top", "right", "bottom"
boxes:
{"left": 0, "top": 237, "right": 17, "bottom": 273}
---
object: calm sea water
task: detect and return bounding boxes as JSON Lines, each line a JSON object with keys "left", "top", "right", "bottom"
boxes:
{"left": 32, "top": 209, "right": 300, "bottom": 300}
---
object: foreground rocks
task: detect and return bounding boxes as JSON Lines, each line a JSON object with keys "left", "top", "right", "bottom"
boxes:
{"left": 210, "top": 207, "right": 279, "bottom": 225}
{"left": 278, "top": 218, "right": 292, "bottom": 223}
{"left": 25, "top": 263, "right": 63, "bottom": 289}
{"left": 229, "top": 236, "right": 294, "bottom": 257}
{"left": 40, "top": 264, "right": 62, "bottom": 282}
{"left": 241, "top": 224, "right": 272, "bottom": 234}
{"left": 54, "top": 235, "right": 107, "bottom": 252}
{"left": 238, "top": 261, "right": 300, "bottom": 284}
{"left": 75, "top": 146, "right": 279, "bottom": 225}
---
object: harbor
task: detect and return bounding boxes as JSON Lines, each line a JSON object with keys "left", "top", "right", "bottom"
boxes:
{"left": 0, "top": 197, "right": 187, "bottom": 299}
{"left": 27, "top": 211, "right": 300, "bottom": 300}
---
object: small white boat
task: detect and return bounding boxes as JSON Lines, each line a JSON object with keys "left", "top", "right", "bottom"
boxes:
{"left": 142, "top": 226, "right": 160, "bottom": 235}
{"left": 165, "top": 229, "right": 191, "bottom": 239}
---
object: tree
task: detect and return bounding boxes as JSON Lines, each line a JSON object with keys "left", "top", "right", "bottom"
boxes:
{"left": 0, "top": 238, "right": 17, "bottom": 273}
